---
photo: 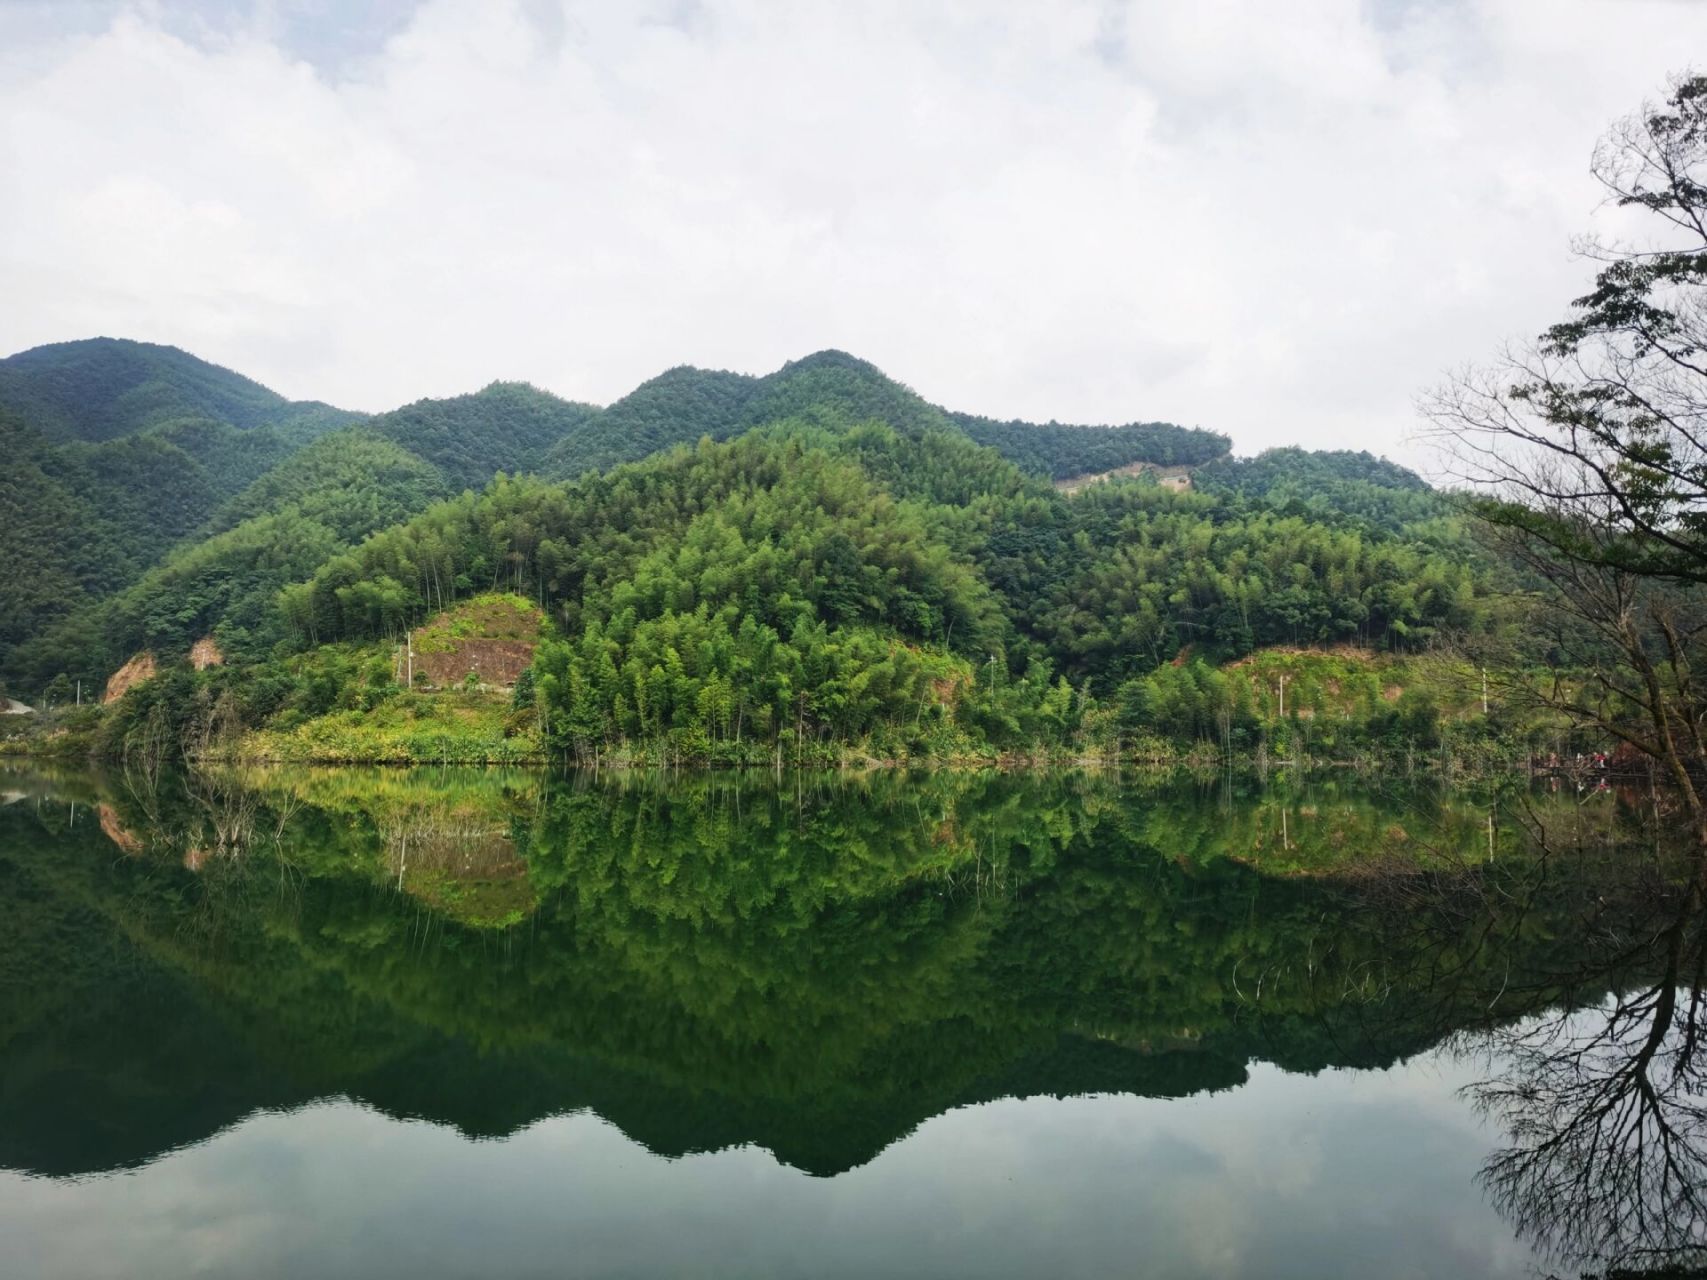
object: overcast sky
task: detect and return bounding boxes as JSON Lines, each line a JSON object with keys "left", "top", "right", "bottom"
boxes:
{"left": 1, "top": 1, "right": 1701, "bottom": 460}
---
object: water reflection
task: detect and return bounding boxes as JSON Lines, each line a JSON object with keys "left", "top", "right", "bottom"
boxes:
{"left": 0, "top": 762, "right": 1701, "bottom": 1277}
{"left": 1467, "top": 887, "right": 1707, "bottom": 1274}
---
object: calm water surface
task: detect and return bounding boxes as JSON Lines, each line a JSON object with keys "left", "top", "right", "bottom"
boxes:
{"left": 0, "top": 764, "right": 1699, "bottom": 1278}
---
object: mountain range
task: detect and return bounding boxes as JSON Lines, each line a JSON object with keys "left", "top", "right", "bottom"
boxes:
{"left": 0, "top": 337, "right": 1231, "bottom": 679}
{"left": 0, "top": 335, "right": 1478, "bottom": 768}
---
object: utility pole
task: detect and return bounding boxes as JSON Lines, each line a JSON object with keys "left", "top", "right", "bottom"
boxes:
{"left": 1277, "top": 674, "right": 1287, "bottom": 718}
{"left": 75, "top": 679, "right": 81, "bottom": 707}
{"left": 406, "top": 629, "right": 414, "bottom": 689}
{"left": 1481, "top": 668, "right": 1488, "bottom": 716}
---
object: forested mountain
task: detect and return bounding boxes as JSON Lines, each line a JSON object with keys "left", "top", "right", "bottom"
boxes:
{"left": 1, "top": 411, "right": 138, "bottom": 658}
{"left": 0, "top": 409, "right": 308, "bottom": 656}
{"left": 0, "top": 340, "right": 370, "bottom": 656}
{"left": 0, "top": 340, "right": 1239, "bottom": 692}
{"left": 2, "top": 382, "right": 594, "bottom": 684}
{"left": 61, "top": 432, "right": 448, "bottom": 676}
{"left": 0, "top": 337, "right": 357, "bottom": 444}
{"left": 278, "top": 423, "right": 1473, "bottom": 675}
{"left": 541, "top": 350, "right": 1229, "bottom": 481}
{"left": 231, "top": 422, "right": 1482, "bottom": 763}
{"left": 541, "top": 366, "right": 763, "bottom": 476}
{"left": 1194, "top": 448, "right": 1450, "bottom": 534}
{"left": 954, "top": 412, "right": 1228, "bottom": 476}
{"left": 3, "top": 336, "right": 1477, "bottom": 767}
{"left": 369, "top": 381, "right": 600, "bottom": 490}
{"left": 0, "top": 370, "right": 597, "bottom": 683}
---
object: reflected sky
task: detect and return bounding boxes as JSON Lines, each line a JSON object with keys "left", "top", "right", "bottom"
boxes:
{"left": 1, "top": 1057, "right": 1532, "bottom": 1280}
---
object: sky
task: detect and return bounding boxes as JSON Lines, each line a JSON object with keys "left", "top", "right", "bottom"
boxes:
{"left": 0, "top": 0, "right": 1701, "bottom": 461}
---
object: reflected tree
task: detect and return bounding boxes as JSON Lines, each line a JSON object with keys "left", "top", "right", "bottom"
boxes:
{"left": 1468, "top": 879, "right": 1707, "bottom": 1276}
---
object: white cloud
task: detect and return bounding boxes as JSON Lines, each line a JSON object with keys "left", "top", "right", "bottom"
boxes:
{"left": 0, "top": 0, "right": 1700, "bottom": 461}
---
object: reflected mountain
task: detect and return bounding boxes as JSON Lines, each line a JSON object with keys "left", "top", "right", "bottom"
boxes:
{"left": 0, "top": 763, "right": 1700, "bottom": 1273}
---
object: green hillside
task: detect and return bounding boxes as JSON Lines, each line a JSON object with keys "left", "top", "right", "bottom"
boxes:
{"left": 3, "top": 338, "right": 1488, "bottom": 768}
{"left": 85, "top": 421, "right": 1483, "bottom": 766}
{"left": 0, "top": 409, "right": 308, "bottom": 657}
{"left": 0, "top": 340, "right": 371, "bottom": 656}
{"left": 541, "top": 365, "right": 761, "bottom": 477}
{"left": 1194, "top": 448, "right": 1451, "bottom": 535}
{"left": 542, "top": 349, "right": 1230, "bottom": 481}
{"left": 0, "top": 337, "right": 357, "bottom": 444}
{"left": 0, "top": 341, "right": 1232, "bottom": 681}
{"left": 1, "top": 374, "right": 600, "bottom": 686}
{"left": 0, "top": 411, "right": 138, "bottom": 658}
{"left": 368, "top": 381, "right": 599, "bottom": 491}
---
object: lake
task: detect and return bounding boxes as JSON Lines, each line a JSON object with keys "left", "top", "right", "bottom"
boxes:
{"left": 0, "top": 763, "right": 1700, "bottom": 1278}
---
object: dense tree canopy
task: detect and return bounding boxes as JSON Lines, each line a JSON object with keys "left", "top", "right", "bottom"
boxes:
{"left": 1, "top": 337, "right": 1483, "bottom": 763}
{"left": 250, "top": 423, "right": 1488, "bottom": 761}
{"left": 542, "top": 349, "right": 1229, "bottom": 482}
{"left": 0, "top": 337, "right": 358, "bottom": 444}
{"left": 1194, "top": 447, "right": 1451, "bottom": 535}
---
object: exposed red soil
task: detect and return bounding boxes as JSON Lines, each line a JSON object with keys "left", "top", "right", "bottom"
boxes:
{"left": 103, "top": 652, "right": 157, "bottom": 705}
{"left": 411, "top": 638, "right": 536, "bottom": 690}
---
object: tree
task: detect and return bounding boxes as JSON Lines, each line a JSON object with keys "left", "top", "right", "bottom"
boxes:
{"left": 1425, "top": 74, "right": 1707, "bottom": 845}
{"left": 43, "top": 673, "right": 72, "bottom": 708}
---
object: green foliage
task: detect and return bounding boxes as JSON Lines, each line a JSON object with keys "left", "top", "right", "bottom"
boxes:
{"left": 293, "top": 427, "right": 1006, "bottom": 647}
{"left": 542, "top": 365, "right": 762, "bottom": 477}
{"left": 0, "top": 337, "right": 358, "bottom": 444}
{"left": 988, "top": 478, "right": 1485, "bottom": 688}
{"left": 0, "top": 411, "right": 138, "bottom": 659}
{"left": 1109, "top": 650, "right": 1505, "bottom": 759}
{"left": 79, "top": 434, "right": 441, "bottom": 674}
{"left": 245, "top": 692, "right": 539, "bottom": 764}
{"left": 365, "top": 381, "right": 598, "bottom": 492}
{"left": 411, "top": 593, "right": 541, "bottom": 655}
{"left": 956, "top": 412, "right": 1231, "bottom": 476}
{"left": 3, "top": 339, "right": 1503, "bottom": 764}
{"left": 0, "top": 362, "right": 584, "bottom": 692}
{"left": 257, "top": 424, "right": 1490, "bottom": 762}
{"left": 541, "top": 348, "right": 1228, "bottom": 482}
{"left": 0, "top": 410, "right": 294, "bottom": 663}
{"left": 0, "top": 339, "right": 367, "bottom": 685}
{"left": 200, "top": 427, "right": 446, "bottom": 538}
{"left": 1194, "top": 447, "right": 1454, "bottom": 535}
{"left": 5, "top": 424, "right": 474, "bottom": 690}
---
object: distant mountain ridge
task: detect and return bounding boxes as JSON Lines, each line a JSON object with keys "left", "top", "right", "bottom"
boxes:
{"left": 0, "top": 337, "right": 361, "bottom": 444}
{"left": 541, "top": 349, "right": 1229, "bottom": 481}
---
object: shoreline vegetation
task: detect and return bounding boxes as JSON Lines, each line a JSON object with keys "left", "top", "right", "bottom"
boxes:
{"left": 0, "top": 594, "right": 1601, "bottom": 777}
{"left": 0, "top": 665, "right": 1584, "bottom": 788}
